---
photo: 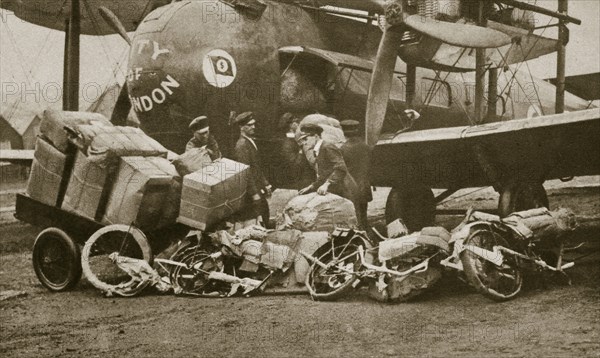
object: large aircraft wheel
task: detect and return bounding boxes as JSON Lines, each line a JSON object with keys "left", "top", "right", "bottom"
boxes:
{"left": 385, "top": 186, "right": 435, "bottom": 232}
{"left": 498, "top": 182, "right": 548, "bottom": 217}
{"left": 32, "top": 228, "right": 82, "bottom": 292}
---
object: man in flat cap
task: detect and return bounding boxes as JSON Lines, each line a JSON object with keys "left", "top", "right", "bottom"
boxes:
{"left": 340, "top": 120, "right": 372, "bottom": 230}
{"left": 233, "top": 111, "right": 272, "bottom": 227}
{"left": 186, "top": 115, "right": 221, "bottom": 160}
{"left": 298, "top": 123, "right": 359, "bottom": 206}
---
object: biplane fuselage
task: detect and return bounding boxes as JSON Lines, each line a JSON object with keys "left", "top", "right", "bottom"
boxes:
{"left": 124, "top": 0, "right": 594, "bottom": 190}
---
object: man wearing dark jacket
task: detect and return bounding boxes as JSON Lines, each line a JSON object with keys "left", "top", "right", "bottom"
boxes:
{"left": 340, "top": 120, "right": 372, "bottom": 229}
{"left": 185, "top": 115, "right": 221, "bottom": 160}
{"left": 298, "top": 123, "right": 359, "bottom": 205}
{"left": 279, "top": 112, "right": 314, "bottom": 188}
{"left": 233, "top": 111, "right": 272, "bottom": 226}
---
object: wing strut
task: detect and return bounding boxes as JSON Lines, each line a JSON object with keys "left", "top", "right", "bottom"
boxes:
{"left": 555, "top": 0, "right": 568, "bottom": 114}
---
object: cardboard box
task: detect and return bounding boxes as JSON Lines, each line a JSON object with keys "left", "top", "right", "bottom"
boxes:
{"left": 62, "top": 151, "right": 116, "bottom": 221}
{"left": 103, "top": 156, "right": 181, "bottom": 231}
{"left": 40, "top": 110, "right": 111, "bottom": 152}
{"left": 26, "top": 138, "right": 67, "bottom": 206}
{"left": 71, "top": 125, "right": 167, "bottom": 157}
{"left": 178, "top": 158, "right": 249, "bottom": 230}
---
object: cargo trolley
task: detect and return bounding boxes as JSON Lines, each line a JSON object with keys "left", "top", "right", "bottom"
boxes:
{"left": 15, "top": 193, "right": 189, "bottom": 293}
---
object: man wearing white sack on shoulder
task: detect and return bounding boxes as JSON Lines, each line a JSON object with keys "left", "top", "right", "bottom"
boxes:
{"left": 298, "top": 123, "right": 359, "bottom": 205}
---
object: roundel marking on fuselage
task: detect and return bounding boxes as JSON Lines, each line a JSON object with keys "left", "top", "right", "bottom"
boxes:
{"left": 202, "top": 49, "right": 237, "bottom": 88}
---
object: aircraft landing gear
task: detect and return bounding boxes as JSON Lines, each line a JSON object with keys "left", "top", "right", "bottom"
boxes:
{"left": 498, "top": 182, "right": 549, "bottom": 217}
{"left": 385, "top": 185, "right": 435, "bottom": 232}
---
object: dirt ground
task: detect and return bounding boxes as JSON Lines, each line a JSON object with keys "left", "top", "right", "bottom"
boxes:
{"left": 1, "top": 179, "right": 599, "bottom": 357}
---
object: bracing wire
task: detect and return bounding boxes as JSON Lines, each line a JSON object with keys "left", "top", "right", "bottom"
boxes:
{"left": 438, "top": 187, "right": 491, "bottom": 205}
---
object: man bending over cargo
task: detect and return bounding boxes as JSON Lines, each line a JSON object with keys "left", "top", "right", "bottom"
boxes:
{"left": 186, "top": 115, "right": 221, "bottom": 160}
{"left": 298, "top": 123, "right": 359, "bottom": 204}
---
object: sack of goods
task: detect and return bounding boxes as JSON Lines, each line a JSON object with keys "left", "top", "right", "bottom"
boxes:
{"left": 178, "top": 158, "right": 249, "bottom": 230}
{"left": 278, "top": 192, "right": 357, "bottom": 232}
{"left": 503, "top": 207, "right": 577, "bottom": 242}
{"left": 39, "top": 110, "right": 113, "bottom": 153}
{"left": 172, "top": 147, "right": 212, "bottom": 176}
{"left": 69, "top": 125, "right": 168, "bottom": 157}
{"left": 26, "top": 138, "right": 67, "bottom": 206}
{"left": 103, "top": 156, "right": 181, "bottom": 231}
{"left": 297, "top": 114, "right": 345, "bottom": 148}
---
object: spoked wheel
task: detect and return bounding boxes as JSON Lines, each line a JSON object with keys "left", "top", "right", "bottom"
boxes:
{"left": 81, "top": 225, "right": 153, "bottom": 297}
{"left": 306, "top": 237, "right": 364, "bottom": 301}
{"left": 170, "top": 248, "right": 224, "bottom": 295}
{"left": 460, "top": 229, "right": 523, "bottom": 301}
{"left": 32, "top": 228, "right": 81, "bottom": 291}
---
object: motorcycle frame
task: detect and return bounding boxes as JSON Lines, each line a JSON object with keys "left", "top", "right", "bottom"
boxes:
{"left": 442, "top": 220, "right": 574, "bottom": 273}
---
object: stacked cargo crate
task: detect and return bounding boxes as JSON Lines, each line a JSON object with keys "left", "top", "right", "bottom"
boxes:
{"left": 27, "top": 110, "right": 252, "bottom": 233}
{"left": 28, "top": 110, "right": 180, "bottom": 231}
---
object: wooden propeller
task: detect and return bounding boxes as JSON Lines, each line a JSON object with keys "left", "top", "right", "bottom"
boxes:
{"left": 365, "top": 27, "right": 405, "bottom": 147}
{"left": 403, "top": 15, "right": 512, "bottom": 48}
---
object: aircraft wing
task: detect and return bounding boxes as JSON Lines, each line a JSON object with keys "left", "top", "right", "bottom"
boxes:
{"left": 290, "top": 0, "right": 386, "bottom": 13}
{"left": 548, "top": 73, "right": 600, "bottom": 102}
{"left": 1, "top": 0, "right": 169, "bottom": 35}
{"left": 371, "top": 108, "right": 600, "bottom": 188}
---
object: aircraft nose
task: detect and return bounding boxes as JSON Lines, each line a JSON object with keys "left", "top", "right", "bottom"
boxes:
{"left": 127, "top": 69, "right": 182, "bottom": 113}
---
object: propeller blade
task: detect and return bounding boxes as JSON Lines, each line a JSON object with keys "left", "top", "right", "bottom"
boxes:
{"left": 365, "top": 28, "right": 404, "bottom": 147}
{"left": 110, "top": 82, "right": 132, "bottom": 126}
{"left": 98, "top": 6, "right": 132, "bottom": 45}
{"left": 403, "top": 15, "right": 512, "bottom": 48}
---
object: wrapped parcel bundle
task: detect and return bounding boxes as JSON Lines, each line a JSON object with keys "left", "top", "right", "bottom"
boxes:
{"left": 40, "top": 110, "right": 112, "bottom": 153}
{"left": 103, "top": 156, "right": 181, "bottom": 231}
{"left": 26, "top": 138, "right": 67, "bottom": 206}
{"left": 69, "top": 125, "right": 167, "bottom": 157}
{"left": 178, "top": 158, "right": 249, "bottom": 230}
{"left": 278, "top": 192, "right": 357, "bottom": 232}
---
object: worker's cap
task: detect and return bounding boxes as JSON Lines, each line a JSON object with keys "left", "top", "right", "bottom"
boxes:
{"left": 298, "top": 123, "right": 323, "bottom": 141}
{"left": 234, "top": 111, "right": 256, "bottom": 126}
{"left": 189, "top": 115, "right": 209, "bottom": 133}
{"left": 340, "top": 119, "right": 360, "bottom": 134}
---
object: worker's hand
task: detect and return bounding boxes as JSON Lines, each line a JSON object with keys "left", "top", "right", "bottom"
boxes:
{"left": 316, "top": 182, "right": 330, "bottom": 195}
{"left": 252, "top": 193, "right": 261, "bottom": 201}
{"left": 298, "top": 186, "right": 312, "bottom": 195}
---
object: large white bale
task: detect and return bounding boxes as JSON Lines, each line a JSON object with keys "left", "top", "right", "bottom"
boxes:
{"left": 278, "top": 192, "right": 357, "bottom": 232}
{"left": 297, "top": 114, "right": 345, "bottom": 148}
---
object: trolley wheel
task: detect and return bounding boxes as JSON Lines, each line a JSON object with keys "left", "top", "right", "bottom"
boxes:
{"left": 32, "top": 228, "right": 82, "bottom": 291}
{"left": 81, "top": 225, "right": 153, "bottom": 297}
